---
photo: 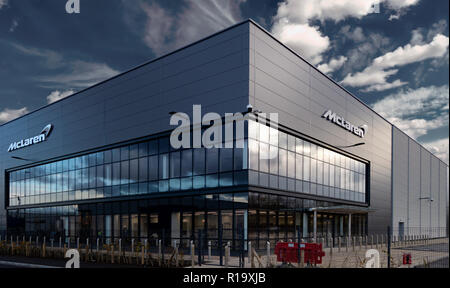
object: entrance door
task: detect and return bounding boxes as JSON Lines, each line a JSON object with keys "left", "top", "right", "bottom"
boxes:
{"left": 399, "top": 222, "right": 405, "bottom": 239}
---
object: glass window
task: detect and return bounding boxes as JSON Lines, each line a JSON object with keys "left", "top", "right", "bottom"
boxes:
{"left": 279, "top": 132, "right": 287, "bottom": 149}
{"left": 149, "top": 140, "right": 158, "bottom": 155}
{"left": 129, "top": 144, "right": 139, "bottom": 159}
{"left": 181, "top": 150, "right": 193, "bottom": 177}
{"left": 323, "top": 163, "right": 329, "bottom": 186}
{"left": 303, "top": 156, "right": 310, "bottom": 181}
{"left": 120, "top": 161, "right": 129, "bottom": 185}
{"left": 220, "top": 148, "right": 233, "bottom": 172}
{"left": 269, "top": 145, "right": 278, "bottom": 175}
{"left": 206, "top": 148, "right": 219, "bottom": 174}
{"left": 317, "top": 161, "right": 323, "bottom": 185}
{"left": 318, "top": 147, "right": 324, "bottom": 161}
{"left": 259, "top": 123, "right": 269, "bottom": 143}
{"left": 120, "top": 146, "right": 129, "bottom": 161}
{"left": 89, "top": 167, "right": 96, "bottom": 188}
{"left": 234, "top": 141, "right": 247, "bottom": 170}
{"left": 139, "top": 157, "right": 148, "bottom": 182}
{"left": 112, "top": 148, "right": 120, "bottom": 163}
{"left": 96, "top": 151, "right": 104, "bottom": 165}
{"left": 259, "top": 142, "right": 269, "bottom": 173}
{"left": 279, "top": 149, "right": 287, "bottom": 177}
{"left": 170, "top": 152, "right": 180, "bottom": 178}
{"left": 104, "top": 164, "right": 112, "bottom": 186}
{"left": 112, "top": 162, "right": 120, "bottom": 185}
{"left": 130, "top": 159, "right": 139, "bottom": 183}
{"left": 311, "top": 159, "right": 317, "bottom": 183}
{"left": 149, "top": 155, "right": 158, "bottom": 180}
{"left": 288, "top": 151, "right": 295, "bottom": 178}
{"left": 296, "top": 138, "right": 303, "bottom": 154}
{"left": 311, "top": 144, "right": 318, "bottom": 159}
{"left": 159, "top": 138, "right": 169, "bottom": 153}
{"left": 96, "top": 165, "right": 104, "bottom": 187}
{"left": 138, "top": 142, "right": 148, "bottom": 157}
{"left": 159, "top": 154, "right": 169, "bottom": 179}
{"left": 104, "top": 150, "right": 112, "bottom": 164}
{"left": 193, "top": 148, "right": 205, "bottom": 175}
{"left": 248, "top": 120, "right": 259, "bottom": 139}
{"left": 249, "top": 139, "right": 259, "bottom": 171}
{"left": 288, "top": 135, "right": 296, "bottom": 152}
{"left": 296, "top": 154, "right": 303, "bottom": 180}
{"left": 269, "top": 126, "right": 278, "bottom": 146}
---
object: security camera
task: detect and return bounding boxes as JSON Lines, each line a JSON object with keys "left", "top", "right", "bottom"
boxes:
{"left": 246, "top": 104, "right": 253, "bottom": 113}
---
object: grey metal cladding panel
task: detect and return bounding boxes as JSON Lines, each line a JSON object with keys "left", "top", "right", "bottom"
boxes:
{"left": 253, "top": 98, "right": 312, "bottom": 135}
{"left": 160, "top": 51, "right": 246, "bottom": 91}
{"left": 420, "top": 148, "right": 431, "bottom": 230}
{"left": 253, "top": 75, "right": 311, "bottom": 121}
{"left": 439, "top": 162, "right": 448, "bottom": 230}
{"left": 408, "top": 140, "right": 421, "bottom": 228}
{"left": 430, "top": 157, "right": 440, "bottom": 229}
{"left": 259, "top": 34, "right": 311, "bottom": 75}
{"left": 252, "top": 30, "right": 310, "bottom": 83}
{"left": 309, "top": 75, "right": 347, "bottom": 112}
{"left": 161, "top": 23, "right": 249, "bottom": 64}
{"left": 105, "top": 81, "right": 161, "bottom": 113}
{"left": 254, "top": 54, "right": 309, "bottom": 100}
{"left": 161, "top": 66, "right": 249, "bottom": 107}
{"left": 104, "top": 85, "right": 249, "bottom": 137}
{"left": 103, "top": 68, "right": 249, "bottom": 130}
{"left": 392, "top": 127, "right": 409, "bottom": 227}
{"left": 253, "top": 49, "right": 310, "bottom": 95}
{"left": 309, "top": 88, "right": 346, "bottom": 117}
{"left": 162, "top": 35, "right": 246, "bottom": 78}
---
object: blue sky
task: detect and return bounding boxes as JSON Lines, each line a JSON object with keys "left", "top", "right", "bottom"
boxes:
{"left": 0, "top": 0, "right": 448, "bottom": 163}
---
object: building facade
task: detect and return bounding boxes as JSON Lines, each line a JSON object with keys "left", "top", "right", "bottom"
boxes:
{"left": 1, "top": 20, "right": 448, "bottom": 249}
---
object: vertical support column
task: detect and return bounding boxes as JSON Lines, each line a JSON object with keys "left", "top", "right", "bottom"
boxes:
{"left": 302, "top": 213, "right": 308, "bottom": 238}
{"left": 348, "top": 214, "right": 352, "bottom": 239}
{"left": 339, "top": 216, "right": 344, "bottom": 237}
{"left": 313, "top": 210, "right": 317, "bottom": 243}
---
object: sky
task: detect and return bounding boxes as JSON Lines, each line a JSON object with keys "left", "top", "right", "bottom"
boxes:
{"left": 0, "top": 0, "right": 448, "bottom": 163}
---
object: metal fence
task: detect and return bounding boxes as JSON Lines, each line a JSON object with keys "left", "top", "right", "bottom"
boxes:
{"left": 0, "top": 226, "right": 448, "bottom": 268}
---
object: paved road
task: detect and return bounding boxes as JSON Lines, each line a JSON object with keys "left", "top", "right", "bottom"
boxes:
{"left": 0, "top": 256, "right": 143, "bottom": 268}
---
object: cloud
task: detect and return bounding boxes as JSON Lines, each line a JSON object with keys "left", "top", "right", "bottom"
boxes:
{"left": 273, "top": 0, "right": 418, "bottom": 24}
{"left": 11, "top": 43, "right": 120, "bottom": 89}
{"left": 11, "top": 43, "right": 66, "bottom": 69}
{"left": 385, "top": 0, "right": 420, "bottom": 10}
{"left": 342, "top": 33, "right": 449, "bottom": 91}
{"left": 0, "top": 107, "right": 29, "bottom": 124}
{"left": 361, "top": 79, "right": 407, "bottom": 92}
{"left": 372, "top": 34, "right": 449, "bottom": 68}
{"left": 423, "top": 138, "right": 449, "bottom": 164}
{"left": 271, "top": 0, "right": 419, "bottom": 65}
{"left": 340, "top": 33, "right": 392, "bottom": 76}
{"left": 0, "top": 0, "right": 7, "bottom": 9}
{"left": 273, "top": 0, "right": 419, "bottom": 24}
{"left": 371, "top": 85, "right": 449, "bottom": 139}
{"left": 339, "top": 26, "right": 366, "bottom": 43}
{"left": 9, "top": 19, "right": 18, "bottom": 32}
{"left": 317, "top": 56, "right": 347, "bottom": 74}
{"left": 37, "top": 61, "right": 119, "bottom": 89}
{"left": 127, "top": 0, "right": 245, "bottom": 56}
{"left": 46, "top": 90, "right": 76, "bottom": 104}
{"left": 271, "top": 22, "right": 330, "bottom": 64}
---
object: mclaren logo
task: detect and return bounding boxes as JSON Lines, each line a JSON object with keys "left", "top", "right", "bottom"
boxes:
{"left": 8, "top": 124, "right": 53, "bottom": 152}
{"left": 322, "top": 110, "right": 367, "bottom": 138}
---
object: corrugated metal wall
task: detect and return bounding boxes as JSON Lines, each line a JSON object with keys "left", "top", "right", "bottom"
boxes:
{"left": 392, "top": 126, "right": 448, "bottom": 237}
